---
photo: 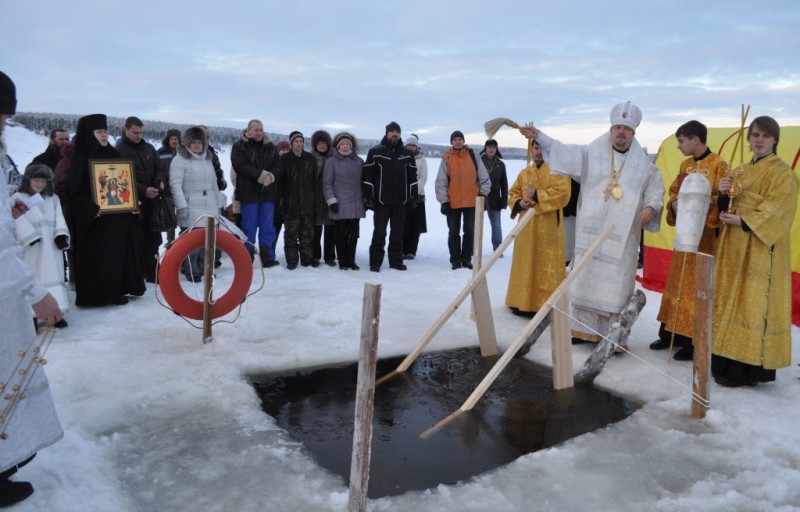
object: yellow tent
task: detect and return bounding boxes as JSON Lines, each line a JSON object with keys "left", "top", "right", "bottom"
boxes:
{"left": 642, "top": 126, "right": 800, "bottom": 326}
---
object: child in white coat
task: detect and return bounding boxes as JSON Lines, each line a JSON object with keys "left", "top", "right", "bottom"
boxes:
{"left": 13, "top": 163, "right": 70, "bottom": 327}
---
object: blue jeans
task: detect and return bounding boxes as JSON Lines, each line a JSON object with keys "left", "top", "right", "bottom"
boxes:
{"left": 240, "top": 201, "right": 276, "bottom": 260}
{"left": 486, "top": 209, "right": 503, "bottom": 251}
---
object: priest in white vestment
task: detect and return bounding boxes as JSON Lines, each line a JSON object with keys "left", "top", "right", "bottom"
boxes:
{"left": 1, "top": 70, "right": 64, "bottom": 507}
{"left": 521, "top": 102, "right": 665, "bottom": 349}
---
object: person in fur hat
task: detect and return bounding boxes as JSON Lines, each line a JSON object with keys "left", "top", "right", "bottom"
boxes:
{"left": 169, "top": 126, "right": 225, "bottom": 282}
{"left": 323, "top": 133, "right": 366, "bottom": 270}
{"left": 311, "top": 130, "right": 336, "bottom": 267}
{"left": 311, "top": 129, "right": 337, "bottom": 266}
{"left": 13, "top": 163, "right": 71, "bottom": 327}
{"left": 0, "top": 70, "right": 64, "bottom": 509}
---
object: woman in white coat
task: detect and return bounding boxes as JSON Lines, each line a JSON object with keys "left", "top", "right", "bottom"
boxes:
{"left": 169, "top": 127, "right": 224, "bottom": 282}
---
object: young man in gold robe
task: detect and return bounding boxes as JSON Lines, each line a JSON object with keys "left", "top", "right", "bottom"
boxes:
{"left": 505, "top": 140, "right": 571, "bottom": 316}
{"left": 651, "top": 121, "right": 728, "bottom": 360}
{"left": 712, "top": 116, "right": 798, "bottom": 387}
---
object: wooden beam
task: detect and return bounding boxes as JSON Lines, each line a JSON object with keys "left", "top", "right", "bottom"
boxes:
{"left": 470, "top": 196, "right": 498, "bottom": 356}
{"left": 348, "top": 283, "right": 382, "bottom": 512}
{"left": 692, "top": 253, "right": 713, "bottom": 419}
{"left": 550, "top": 292, "right": 573, "bottom": 389}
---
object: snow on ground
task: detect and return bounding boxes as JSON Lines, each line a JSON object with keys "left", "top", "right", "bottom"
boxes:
{"left": 4, "top": 124, "right": 800, "bottom": 511}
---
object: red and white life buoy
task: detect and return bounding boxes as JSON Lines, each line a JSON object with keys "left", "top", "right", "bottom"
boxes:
{"left": 159, "top": 229, "right": 252, "bottom": 320}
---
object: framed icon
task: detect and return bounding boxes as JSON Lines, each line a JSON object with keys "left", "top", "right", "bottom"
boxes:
{"left": 88, "top": 159, "right": 138, "bottom": 214}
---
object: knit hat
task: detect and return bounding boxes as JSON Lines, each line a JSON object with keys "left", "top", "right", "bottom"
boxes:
{"left": 609, "top": 101, "right": 642, "bottom": 132}
{"left": 289, "top": 130, "right": 304, "bottom": 145}
{"left": 385, "top": 121, "right": 401, "bottom": 134}
{"left": 404, "top": 134, "right": 419, "bottom": 147}
{"left": 276, "top": 140, "right": 291, "bottom": 152}
{"left": 0, "top": 71, "right": 16, "bottom": 116}
{"left": 334, "top": 132, "right": 356, "bottom": 151}
{"left": 450, "top": 130, "right": 465, "bottom": 143}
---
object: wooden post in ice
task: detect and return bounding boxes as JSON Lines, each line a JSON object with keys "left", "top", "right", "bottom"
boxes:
{"left": 470, "top": 195, "right": 498, "bottom": 356}
{"left": 348, "top": 282, "right": 382, "bottom": 512}
{"left": 202, "top": 216, "right": 215, "bottom": 344}
{"left": 692, "top": 253, "right": 713, "bottom": 419}
{"left": 550, "top": 292, "right": 573, "bottom": 390}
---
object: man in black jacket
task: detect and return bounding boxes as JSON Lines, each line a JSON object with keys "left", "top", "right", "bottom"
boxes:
{"left": 280, "top": 131, "right": 319, "bottom": 269}
{"left": 230, "top": 119, "right": 283, "bottom": 266}
{"left": 116, "top": 116, "right": 162, "bottom": 282}
{"left": 362, "top": 121, "right": 418, "bottom": 272}
{"left": 32, "top": 128, "right": 69, "bottom": 170}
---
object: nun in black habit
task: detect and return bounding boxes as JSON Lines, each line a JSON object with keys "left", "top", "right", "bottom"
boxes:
{"left": 67, "top": 114, "right": 145, "bottom": 306}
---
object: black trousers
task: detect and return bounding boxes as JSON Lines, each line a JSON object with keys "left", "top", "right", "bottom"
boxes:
{"left": 313, "top": 224, "right": 337, "bottom": 262}
{"left": 283, "top": 214, "right": 316, "bottom": 265}
{"left": 369, "top": 204, "right": 406, "bottom": 268}
{"left": 446, "top": 207, "right": 475, "bottom": 264}
{"left": 334, "top": 219, "right": 360, "bottom": 266}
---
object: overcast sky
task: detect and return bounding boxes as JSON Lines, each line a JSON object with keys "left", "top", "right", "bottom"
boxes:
{"left": 3, "top": 1, "right": 799, "bottom": 151}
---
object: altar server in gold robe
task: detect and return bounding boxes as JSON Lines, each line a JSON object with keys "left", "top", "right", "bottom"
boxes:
{"left": 651, "top": 120, "right": 728, "bottom": 360}
{"left": 505, "top": 140, "right": 571, "bottom": 316}
{"left": 712, "top": 115, "right": 797, "bottom": 387}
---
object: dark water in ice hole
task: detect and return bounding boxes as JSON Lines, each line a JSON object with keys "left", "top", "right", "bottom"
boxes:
{"left": 250, "top": 347, "right": 639, "bottom": 499}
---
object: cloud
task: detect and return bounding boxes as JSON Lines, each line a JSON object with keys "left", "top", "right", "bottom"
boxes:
{"left": 3, "top": 1, "right": 799, "bottom": 152}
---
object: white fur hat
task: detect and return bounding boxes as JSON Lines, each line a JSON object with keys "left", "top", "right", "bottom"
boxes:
{"left": 609, "top": 101, "right": 642, "bottom": 131}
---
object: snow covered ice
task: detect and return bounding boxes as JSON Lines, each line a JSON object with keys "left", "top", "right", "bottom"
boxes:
{"left": 4, "top": 124, "right": 800, "bottom": 511}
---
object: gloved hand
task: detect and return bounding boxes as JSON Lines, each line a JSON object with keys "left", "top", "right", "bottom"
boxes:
{"left": 177, "top": 208, "right": 188, "bottom": 226}
{"left": 55, "top": 234, "right": 69, "bottom": 250}
{"left": 217, "top": 177, "right": 228, "bottom": 191}
{"left": 408, "top": 199, "right": 416, "bottom": 210}
{"left": 257, "top": 171, "right": 274, "bottom": 186}
{"left": 417, "top": 195, "right": 426, "bottom": 204}
{"left": 440, "top": 202, "right": 450, "bottom": 215}
{"left": 329, "top": 202, "right": 340, "bottom": 214}
{"left": 364, "top": 198, "right": 375, "bottom": 210}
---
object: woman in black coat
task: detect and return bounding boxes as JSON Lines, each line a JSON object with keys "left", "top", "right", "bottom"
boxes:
{"left": 67, "top": 114, "right": 145, "bottom": 306}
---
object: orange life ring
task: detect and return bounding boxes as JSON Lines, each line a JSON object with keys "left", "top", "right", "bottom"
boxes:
{"left": 159, "top": 229, "right": 253, "bottom": 320}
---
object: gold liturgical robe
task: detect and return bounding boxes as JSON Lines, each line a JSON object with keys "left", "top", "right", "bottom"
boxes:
{"left": 713, "top": 153, "right": 798, "bottom": 369}
{"left": 657, "top": 151, "right": 728, "bottom": 337}
{"left": 505, "top": 162, "right": 571, "bottom": 313}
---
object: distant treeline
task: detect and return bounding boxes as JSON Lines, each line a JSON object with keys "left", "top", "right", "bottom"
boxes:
{"left": 13, "top": 111, "right": 529, "bottom": 159}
